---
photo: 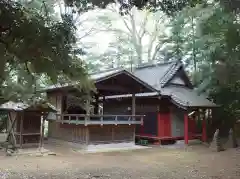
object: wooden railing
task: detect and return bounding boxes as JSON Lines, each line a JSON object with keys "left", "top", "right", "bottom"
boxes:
{"left": 56, "top": 114, "right": 144, "bottom": 126}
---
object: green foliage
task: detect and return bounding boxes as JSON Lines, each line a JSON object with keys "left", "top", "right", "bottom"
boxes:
{"left": 167, "top": 1, "right": 240, "bottom": 125}
{"left": 68, "top": 0, "right": 205, "bottom": 16}
{"left": 0, "top": 0, "right": 94, "bottom": 103}
{"left": 0, "top": 114, "right": 7, "bottom": 132}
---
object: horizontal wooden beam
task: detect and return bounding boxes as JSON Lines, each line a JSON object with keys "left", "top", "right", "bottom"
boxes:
{"left": 95, "top": 84, "right": 129, "bottom": 92}
{"left": 57, "top": 120, "right": 142, "bottom": 126}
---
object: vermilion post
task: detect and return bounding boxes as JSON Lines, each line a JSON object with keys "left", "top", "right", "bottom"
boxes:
{"left": 184, "top": 113, "right": 189, "bottom": 145}
{"left": 157, "top": 113, "right": 161, "bottom": 137}
{"left": 202, "top": 118, "right": 207, "bottom": 142}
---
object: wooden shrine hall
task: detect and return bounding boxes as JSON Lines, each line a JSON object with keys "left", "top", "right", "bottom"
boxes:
{"left": 100, "top": 60, "right": 218, "bottom": 145}
{"left": 44, "top": 69, "right": 158, "bottom": 150}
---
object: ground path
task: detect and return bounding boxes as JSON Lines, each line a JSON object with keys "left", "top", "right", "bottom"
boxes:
{"left": 0, "top": 145, "right": 239, "bottom": 179}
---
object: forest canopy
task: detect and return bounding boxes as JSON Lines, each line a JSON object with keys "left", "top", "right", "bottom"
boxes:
{"left": 0, "top": 0, "right": 240, "bottom": 126}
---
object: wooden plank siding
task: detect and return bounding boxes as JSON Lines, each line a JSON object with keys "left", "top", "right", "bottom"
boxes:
{"left": 48, "top": 122, "right": 135, "bottom": 144}
{"left": 47, "top": 91, "right": 63, "bottom": 140}
{"left": 48, "top": 121, "right": 87, "bottom": 143}
{"left": 46, "top": 91, "right": 137, "bottom": 146}
{"left": 88, "top": 125, "right": 134, "bottom": 144}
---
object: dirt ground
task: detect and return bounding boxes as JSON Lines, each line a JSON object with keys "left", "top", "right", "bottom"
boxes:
{"left": 0, "top": 144, "right": 239, "bottom": 179}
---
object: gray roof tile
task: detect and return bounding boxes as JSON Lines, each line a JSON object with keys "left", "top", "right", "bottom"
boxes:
{"left": 43, "top": 60, "right": 217, "bottom": 108}
{"left": 44, "top": 68, "right": 122, "bottom": 91}
{"left": 133, "top": 61, "right": 178, "bottom": 90}
{"left": 161, "top": 85, "right": 216, "bottom": 108}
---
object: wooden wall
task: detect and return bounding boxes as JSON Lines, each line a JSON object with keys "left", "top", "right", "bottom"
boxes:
{"left": 104, "top": 97, "right": 188, "bottom": 139}
{"left": 170, "top": 106, "right": 185, "bottom": 138}
{"left": 104, "top": 97, "right": 163, "bottom": 137}
{"left": 88, "top": 125, "right": 134, "bottom": 144}
{"left": 47, "top": 91, "right": 63, "bottom": 114}
{"left": 48, "top": 122, "right": 135, "bottom": 145}
{"left": 46, "top": 92, "right": 137, "bottom": 145}
{"left": 47, "top": 91, "right": 63, "bottom": 139}
{"left": 103, "top": 97, "right": 159, "bottom": 115}
{"left": 9, "top": 112, "right": 41, "bottom": 146}
{"left": 48, "top": 121, "right": 87, "bottom": 144}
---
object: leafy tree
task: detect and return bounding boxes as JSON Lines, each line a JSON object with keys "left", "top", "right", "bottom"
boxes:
{"left": 166, "top": 1, "right": 240, "bottom": 127}
{"left": 163, "top": 3, "right": 214, "bottom": 84}
{"left": 68, "top": 0, "right": 205, "bottom": 16}
{"left": 0, "top": 0, "right": 95, "bottom": 104}
{"left": 201, "top": 4, "right": 240, "bottom": 126}
{"left": 0, "top": 0, "right": 217, "bottom": 104}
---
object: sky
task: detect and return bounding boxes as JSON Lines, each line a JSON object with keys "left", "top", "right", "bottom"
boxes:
{"left": 54, "top": 3, "right": 169, "bottom": 53}
{"left": 54, "top": 3, "right": 117, "bottom": 53}
{"left": 52, "top": 1, "right": 173, "bottom": 70}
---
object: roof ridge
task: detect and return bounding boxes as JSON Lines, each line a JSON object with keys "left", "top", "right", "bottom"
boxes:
{"left": 159, "top": 61, "right": 182, "bottom": 87}
{"left": 135, "top": 60, "right": 178, "bottom": 70}
{"left": 90, "top": 60, "right": 179, "bottom": 74}
{"left": 90, "top": 67, "right": 122, "bottom": 75}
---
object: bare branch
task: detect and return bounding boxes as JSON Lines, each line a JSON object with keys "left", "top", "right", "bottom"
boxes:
{"left": 139, "top": 10, "right": 150, "bottom": 39}
{"left": 151, "top": 37, "right": 168, "bottom": 61}
{"left": 146, "top": 13, "right": 167, "bottom": 62}
{"left": 57, "top": 0, "right": 63, "bottom": 16}
{"left": 77, "top": 27, "right": 96, "bottom": 41}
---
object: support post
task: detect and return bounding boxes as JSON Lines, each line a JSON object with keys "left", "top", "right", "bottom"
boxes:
{"left": 133, "top": 124, "right": 136, "bottom": 142}
{"left": 39, "top": 114, "right": 45, "bottom": 150}
{"left": 94, "top": 94, "right": 99, "bottom": 114}
{"left": 85, "top": 127, "right": 89, "bottom": 146}
{"left": 132, "top": 94, "right": 136, "bottom": 143}
{"left": 132, "top": 93, "right": 136, "bottom": 120}
{"left": 112, "top": 127, "right": 114, "bottom": 141}
{"left": 202, "top": 114, "right": 207, "bottom": 142}
{"left": 184, "top": 112, "right": 189, "bottom": 145}
{"left": 85, "top": 99, "right": 91, "bottom": 119}
{"left": 20, "top": 112, "right": 23, "bottom": 149}
{"left": 157, "top": 112, "right": 161, "bottom": 137}
{"left": 6, "top": 112, "right": 17, "bottom": 151}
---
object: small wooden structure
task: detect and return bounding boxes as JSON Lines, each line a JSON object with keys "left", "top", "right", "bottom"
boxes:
{"left": 44, "top": 69, "right": 156, "bottom": 150}
{"left": 0, "top": 101, "right": 56, "bottom": 151}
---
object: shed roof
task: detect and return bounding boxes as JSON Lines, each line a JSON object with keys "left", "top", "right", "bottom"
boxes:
{"left": 0, "top": 101, "right": 57, "bottom": 112}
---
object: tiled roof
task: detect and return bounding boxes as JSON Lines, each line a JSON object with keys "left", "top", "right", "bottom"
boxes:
{"left": 44, "top": 61, "right": 179, "bottom": 91}
{"left": 161, "top": 85, "right": 217, "bottom": 108}
{"left": 133, "top": 60, "right": 181, "bottom": 90}
{"left": 103, "top": 61, "right": 217, "bottom": 108}
{"left": 44, "top": 68, "right": 122, "bottom": 91}
{"left": 103, "top": 85, "right": 217, "bottom": 108}
{"left": 0, "top": 101, "right": 29, "bottom": 111}
{"left": 43, "top": 68, "right": 157, "bottom": 93}
{"left": 43, "top": 60, "right": 217, "bottom": 109}
{"left": 91, "top": 68, "right": 122, "bottom": 81}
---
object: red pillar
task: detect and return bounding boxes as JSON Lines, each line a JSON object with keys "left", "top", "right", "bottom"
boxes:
{"left": 184, "top": 113, "right": 189, "bottom": 145}
{"left": 202, "top": 118, "right": 207, "bottom": 142}
{"left": 157, "top": 113, "right": 162, "bottom": 137}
